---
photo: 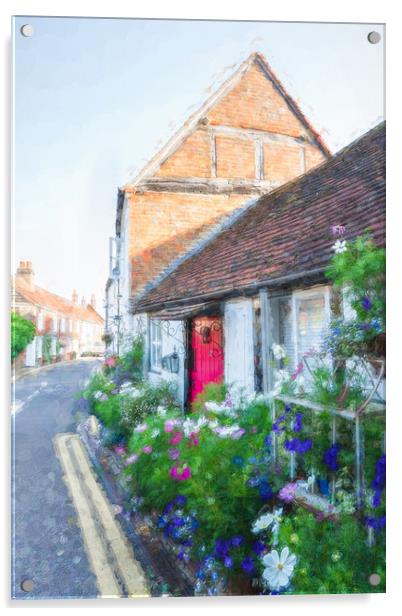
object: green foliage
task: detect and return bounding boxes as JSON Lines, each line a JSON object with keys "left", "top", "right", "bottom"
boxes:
{"left": 119, "top": 381, "right": 179, "bottom": 433}
{"left": 192, "top": 381, "right": 228, "bottom": 413}
{"left": 42, "top": 334, "right": 52, "bottom": 364}
{"left": 115, "top": 337, "right": 145, "bottom": 381}
{"left": 278, "top": 510, "right": 385, "bottom": 594}
{"left": 325, "top": 234, "right": 385, "bottom": 328}
{"left": 11, "top": 311, "right": 36, "bottom": 359}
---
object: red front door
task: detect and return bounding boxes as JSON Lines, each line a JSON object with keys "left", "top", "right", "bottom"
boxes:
{"left": 188, "top": 316, "right": 224, "bottom": 404}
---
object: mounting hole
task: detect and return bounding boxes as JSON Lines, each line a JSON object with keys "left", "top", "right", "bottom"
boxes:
{"left": 368, "top": 573, "right": 381, "bottom": 586}
{"left": 367, "top": 31, "right": 381, "bottom": 44}
{"left": 20, "top": 579, "right": 34, "bottom": 592}
{"left": 20, "top": 24, "right": 34, "bottom": 37}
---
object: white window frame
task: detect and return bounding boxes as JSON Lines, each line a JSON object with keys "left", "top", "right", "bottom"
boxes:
{"left": 291, "top": 285, "right": 331, "bottom": 365}
{"left": 37, "top": 312, "right": 44, "bottom": 331}
{"left": 149, "top": 319, "right": 162, "bottom": 372}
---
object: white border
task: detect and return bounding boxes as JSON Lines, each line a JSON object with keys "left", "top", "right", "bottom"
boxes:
{"left": 2, "top": 2, "right": 400, "bottom": 615}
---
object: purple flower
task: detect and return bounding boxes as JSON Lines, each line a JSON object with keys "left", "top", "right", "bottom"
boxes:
{"left": 231, "top": 535, "right": 244, "bottom": 548}
{"left": 175, "top": 494, "right": 187, "bottom": 506}
{"left": 293, "top": 412, "right": 303, "bottom": 433}
{"left": 252, "top": 540, "right": 266, "bottom": 555}
{"left": 264, "top": 434, "right": 272, "bottom": 449}
{"left": 241, "top": 556, "right": 255, "bottom": 574}
{"left": 278, "top": 483, "right": 297, "bottom": 503}
{"left": 223, "top": 556, "right": 233, "bottom": 568}
{"left": 323, "top": 443, "right": 341, "bottom": 472}
{"left": 362, "top": 296, "right": 372, "bottom": 311}
{"left": 331, "top": 224, "right": 346, "bottom": 237}
{"left": 168, "top": 448, "right": 181, "bottom": 460}
{"left": 258, "top": 480, "right": 273, "bottom": 500}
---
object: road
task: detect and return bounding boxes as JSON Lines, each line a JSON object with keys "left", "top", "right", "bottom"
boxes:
{"left": 11, "top": 360, "right": 102, "bottom": 599}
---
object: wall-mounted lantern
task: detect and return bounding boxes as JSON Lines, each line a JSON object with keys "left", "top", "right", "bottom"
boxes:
{"left": 200, "top": 325, "right": 212, "bottom": 344}
{"left": 161, "top": 347, "right": 180, "bottom": 373}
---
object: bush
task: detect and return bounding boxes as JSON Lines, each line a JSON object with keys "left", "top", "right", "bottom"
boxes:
{"left": 119, "top": 380, "right": 178, "bottom": 433}
{"left": 115, "top": 337, "right": 145, "bottom": 382}
{"left": 11, "top": 312, "right": 36, "bottom": 359}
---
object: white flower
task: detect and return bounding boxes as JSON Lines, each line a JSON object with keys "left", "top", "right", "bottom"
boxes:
{"left": 261, "top": 547, "right": 297, "bottom": 591}
{"left": 93, "top": 390, "right": 108, "bottom": 401}
{"left": 252, "top": 508, "right": 283, "bottom": 535}
{"left": 332, "top": 240, "right": 347, "bottom": 254}
{"left": 271, "top": 343, "right": 287, "bottom": 360}
{"left": 157, "top": 406, "right": 167, "bottom": 417}
{"left": 151, "top": 429, "right": 160, "bottom": 438}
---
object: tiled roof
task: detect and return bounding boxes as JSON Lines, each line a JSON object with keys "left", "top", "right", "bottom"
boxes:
{"left": 14, "top": 279, "right": 104, "bottom": 325}
{"left": 135, "top": 122, "right": 385, "bottom": 312}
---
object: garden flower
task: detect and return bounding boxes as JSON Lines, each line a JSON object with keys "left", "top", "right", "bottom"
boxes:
{"left": 143, "top": 445, "right": 152, "bottom": 454}
{"left": 231, "top": 535, "right": 244, "bottom": 548}
{"left": 164, "top": 420, "right": 176, "bottom": 433}
{"left": 253, "top": 508, "right": 283, "bottom": 535}
{"left": 170, "top": 464, "right": 191, "bottom": 481}
{"left": 323, "top": 443, "right": 341, "bottom": 472}
{"left": 252, "top": 540, "right": 266, "bottom": 555}
{"left": 151, "top": 429, "right": 160, "bottom": 438}
{"left": 170, "top": 431, "right": 183, "bottom": 445}
{"left": 362, "top": 296, "right": 372, "bottom": 311}
{"left": 125, "top": 453, "right": 138, "bottom": 465}
{"left": 258, "top": 480, "right": 273, "bottom": 500}
{"left": 188, "top": 432, "right": 199, "bottom": 447}
{"left": 293, "top": 412, "right": 303, "bottom": 433}
{"left": 271, "top": 343, "right": 287, "bottom": 360}
{"left": 278, "top": 483, "right": 297, "bottom": 503}
{"left": 157, "top": 406, "right": 167, "bottom": 417}
{"left": 241, "top": 556, "right": 255, "bottom": 574}
{"left": 330, "top": 224, "right": 346, "bottom": 237}
{"left": 175, "top": 494, "right": 187, "bottom": 506}
{"left": 105, "top": 356, "right": 117, "bottom": 367}
{"left": 134, "top": 423, "right": 148, "bottom": 433}
{"left": 231, "top": 455, "right": 244, "bottom": 467}
{"left": 168, "top": 447, "right": 181, "bottom": 460}
{"left": 114, "top": 445, "right": 126, "bottom": 455}
{"left": 290, "top": 362, "right": 304, "bottom": 381}
{"left": 261, "top": 547, "right": 297, "bottom": 591}
{"left": 223, "top": 556, "right": 233, "bottom": 569}
{"left": 332, "top": 240, "right": 347, "bottom": 254}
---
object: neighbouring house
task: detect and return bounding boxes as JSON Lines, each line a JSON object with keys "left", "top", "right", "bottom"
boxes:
{"left": 130, "top": 122, "right": 385, "bottom": 406}
{"left": 13, "top": 261, "right": 104, "bottom": 367}
{"left": 105, "top": 52, "right": 330, "bottom": 356}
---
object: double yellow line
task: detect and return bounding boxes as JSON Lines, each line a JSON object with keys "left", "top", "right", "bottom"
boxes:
{"left": 54, "top": 433, "right": 149, "bottom": 598}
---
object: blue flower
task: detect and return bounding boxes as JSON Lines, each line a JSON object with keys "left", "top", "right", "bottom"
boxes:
{"left": 362, "top": 296, "right": 372, "bottom": 311}
{"left": 258, "top": 480, "right": 273, "bottom": 500}
{"left": 241, "top": 556, "right": 255, "bottom": 574}
{"left": 175, "top": 494, "right": 187, "bottom": 506}
{"left": 223, "top": 556, "right": 233, "bottom": 569}
{"left": 232, "top": 455, "right": 245, "bottom": 467}
{"left": 293, "top": 412, "right": 303, "bottom": 433}
{"left": 264, "top": 434, "right": 272, "bottom": 449}
{"left": 252, "top": 540, "right": 266, "bottom": 555}
{"left": 231, "top": 535, "right": 244, "bottom": 548}
{"left": 247, "top": 475, "right": 261, "bottom": 488}
{"left": 323, "top": 443, "right": 341, "bottom": 472}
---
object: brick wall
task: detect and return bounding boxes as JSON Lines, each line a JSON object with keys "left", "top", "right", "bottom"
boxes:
{"left": 126, "top": 57, "right": 329, "bottom": 301}
{"left": 128, "top": 190, "right": 248, "bottom": 296}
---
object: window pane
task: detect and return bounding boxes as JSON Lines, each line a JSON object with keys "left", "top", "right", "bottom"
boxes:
{"left": 296, "top": 295, "right": 326, "bottom": 360}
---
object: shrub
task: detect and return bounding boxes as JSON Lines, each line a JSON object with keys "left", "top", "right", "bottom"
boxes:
{"left": 119, "top": 380, "right": 178, "bottom": 433}
{"left": 116, "top": 337, "right": 145, "bottom": 382}
{"left": 11, "top": 312, "right": 36, "bottom": 359}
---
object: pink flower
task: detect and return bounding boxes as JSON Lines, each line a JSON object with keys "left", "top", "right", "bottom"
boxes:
{"left": 114, "top": 445, "right": 126, "bottom": 455}
{"left": 330, "top": 224, "right": 346, "bottom": 237}
{"left": 125, "top": 454, "right": 138, "bottom": 465}
{"left": 231, "top": 428, "right": 246, "bottom": 440}
{"left": 164, "top": 420, "right": 175, "bottom": 433}
{"left": 188, "top": 432, "right": 199, "bottom": 447}
{"left": 170, "top": 431, "right": 183, "bottom": 445}
{"left": 278, "top": 483, "right": 297, "bottom": 503}
{"left": 134, "top": 423, "right": 148, "bottom": 433}
{"left": 291, "top": 362, "right": 304, "bottom": 381}
{"left": 105, "top": 356, "right": 117, "bottom": 367}
{"left": 143, "top": 445, "right": 152, "bottom": 454}
{"left": 170, "top": 464, "right": 191, "bottom": 481}
{"left": 168, "top": 448, "right": 181, "bottom": 460}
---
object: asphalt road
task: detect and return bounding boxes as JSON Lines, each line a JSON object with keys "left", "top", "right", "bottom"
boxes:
{"left": 11, "top": 359, "right": 101, "bottom": 600}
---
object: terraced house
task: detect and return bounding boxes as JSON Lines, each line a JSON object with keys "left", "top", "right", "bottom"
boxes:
{"left": 13, "top": 261, "right": 104, "bottom": 367}
{"left": 105, "top": 52, "right": 330, "bottom": 389}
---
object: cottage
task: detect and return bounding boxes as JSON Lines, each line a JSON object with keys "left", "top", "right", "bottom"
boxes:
{"left": 131, "top": 122, "right": 385, "bottom": 406}
{"left": 106, "top": 52, "right": 330, "bottom": 358}
{"left": 13, "top": 261, "right": 104, "bottom": 366}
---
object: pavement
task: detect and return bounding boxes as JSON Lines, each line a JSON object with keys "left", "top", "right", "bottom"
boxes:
{"left": 11, "top": 359, "right": 149, "bottom": 600}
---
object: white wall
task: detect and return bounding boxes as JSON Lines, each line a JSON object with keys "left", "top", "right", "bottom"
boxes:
{"left": 25, "top": 339, "right": 36, "bottom": 367}
{"left": 224, "top": 299, "right": 255, "bottom": 393}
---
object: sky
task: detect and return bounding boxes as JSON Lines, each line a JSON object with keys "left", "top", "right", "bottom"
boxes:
{"left": 13, "top": 17, "right": 385, "bottom": 315}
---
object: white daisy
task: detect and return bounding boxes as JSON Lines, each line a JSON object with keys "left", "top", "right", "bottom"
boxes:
{"left": 262, "top": 547, "right": 297, "bottom": 591}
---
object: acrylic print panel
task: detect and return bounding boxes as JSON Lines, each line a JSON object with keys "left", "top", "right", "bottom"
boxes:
{"left": 12, "top": 16, "right": 385, "bottom": 599}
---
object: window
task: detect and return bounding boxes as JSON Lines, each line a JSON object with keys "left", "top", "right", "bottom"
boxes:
{"left": 294, "top": 290, "right": 329, "bottom": 362}
{"left": 150, "top": 319, "right": 162, "bottom": 371}
{"left": 267, "top": 287, "right": 330, "bottom": 388}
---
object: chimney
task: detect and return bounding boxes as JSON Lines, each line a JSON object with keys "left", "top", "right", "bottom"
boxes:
{"left": 81, "top": 296, "right": 86, "bottom": 307}
{"left": 90, "top": 293, "right": 96, "bottom": 310}
{"left": 16, "top": 260, "right": 35, "bottom": 290}
{"left": 72, "top": 289, "right": 78, "bottom": 304}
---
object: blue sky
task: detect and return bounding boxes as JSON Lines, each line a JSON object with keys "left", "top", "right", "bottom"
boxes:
{"left": 13, "top": 17, "right": 384, "bottom": 314}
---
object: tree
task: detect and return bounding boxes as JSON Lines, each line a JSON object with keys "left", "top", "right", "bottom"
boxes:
{"left": 11, "top": 312, "right": 36, "bottom": 360}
